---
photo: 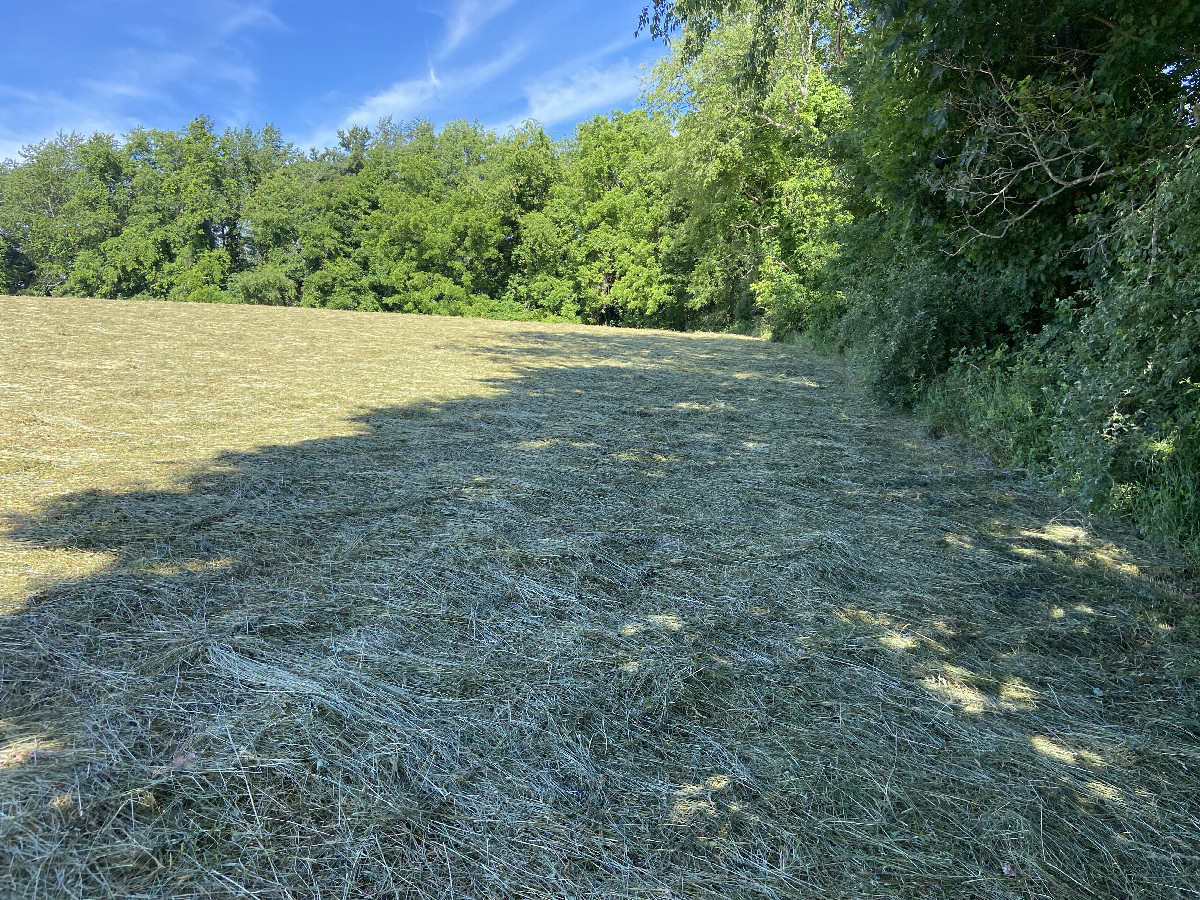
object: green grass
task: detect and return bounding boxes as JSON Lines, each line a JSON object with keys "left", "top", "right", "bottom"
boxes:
{"left": 1, "top": 296, "right": 1197, "bottom": 898}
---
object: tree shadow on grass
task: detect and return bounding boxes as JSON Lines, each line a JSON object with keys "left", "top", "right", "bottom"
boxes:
{"left": 1, "top": 331, "right": 1198, "bottom": 899}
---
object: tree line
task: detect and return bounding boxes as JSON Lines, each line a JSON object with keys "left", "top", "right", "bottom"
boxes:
{"left": 1, "top": 0, "right": 1196, "bottom": 561}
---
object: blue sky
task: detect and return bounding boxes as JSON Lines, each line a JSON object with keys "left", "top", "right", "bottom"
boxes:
{"left": 0, "top": 1, "right": 670, "bottom": 161}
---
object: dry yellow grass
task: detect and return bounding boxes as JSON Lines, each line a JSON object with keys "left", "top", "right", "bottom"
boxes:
{"left": 1, "top": 295, "right": 1197, "bottom": 899}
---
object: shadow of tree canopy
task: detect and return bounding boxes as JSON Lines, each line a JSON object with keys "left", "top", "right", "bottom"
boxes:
{"left": 1, "top": 329, "right": 1198, "bottom": 899}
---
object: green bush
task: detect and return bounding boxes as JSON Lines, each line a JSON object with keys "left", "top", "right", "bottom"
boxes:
{"left": 227, "top": 266, "right": 298, "bottom": 306}
{"left": 921, "top": 147, "right": 1200, "bottom": 563}
{"left": 837, "top": 238, "right": 1034, "bottom": 407}
{"left": 923, "top": 344, "right": 1056, "bottom": 468}
{"left": 181, "top": 284, "right": 231, "bottom": 304}
{"left": 1053, "top": 147, "right": 1200, "bottom": 560}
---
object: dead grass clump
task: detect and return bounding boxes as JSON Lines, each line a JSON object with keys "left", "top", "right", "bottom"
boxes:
{"left": 1, "top": 296, "right": 1198, "bottom": 898}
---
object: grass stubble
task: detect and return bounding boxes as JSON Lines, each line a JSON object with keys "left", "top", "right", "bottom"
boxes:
{"left": 0, "top": 296, "right": 1197, "bottom": 898}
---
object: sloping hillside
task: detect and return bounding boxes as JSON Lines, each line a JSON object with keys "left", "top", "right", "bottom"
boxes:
{"left": 1, "top": 297, "right": 1196, "bottom": 898}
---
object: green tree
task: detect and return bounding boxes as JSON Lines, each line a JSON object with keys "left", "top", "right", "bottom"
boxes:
{"left": 547, "top": 110, "right": 676, "bottom": 326}
{"left": 0, "top": 133, "right": 128, "bottom": 295}
{"left": 646, "top": 13, "right": 851, "bottom": 333}
{"left": 81, "top": 118, "right": 293, "bottom": 301}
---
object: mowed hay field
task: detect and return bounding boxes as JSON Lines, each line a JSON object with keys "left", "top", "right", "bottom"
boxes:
{"left": 1, "top": 296, "right": 1198, "bottom": 900}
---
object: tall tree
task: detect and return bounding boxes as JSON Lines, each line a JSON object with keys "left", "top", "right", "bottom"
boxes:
{"left": 0, "top": 133, "right": 127, "bottom": 295}
{"left": 646, "top": 13, "right": 851, "bottom": 332}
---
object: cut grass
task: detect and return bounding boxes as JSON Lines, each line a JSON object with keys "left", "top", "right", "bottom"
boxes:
{"left": 1, "top": 295, "right": 1198, "bottom": 899}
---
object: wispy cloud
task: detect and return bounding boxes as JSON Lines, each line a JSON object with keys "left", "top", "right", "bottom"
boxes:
{"left": 216, "top": 1, "right": 283, "bottom": 37}
{"left": 79, "top": 79, "right": 165, "bottom": 102}
{"left": 1, "top": 1, "right": 668, "bottom": 161}
{"left": 0, "top": 85, "right": 121, "bottom": 161}
{"left": 111, "top": 3, "right": 280, "bottom": 122}
{"left": 439, "top": 0, "right": 518, "bottom": 56}
{"left": 499, "top": 59, "right": 646, "bottom": 132}
{"left": 334, "top": 44, "right": 526, "bottom": 135}
{"left": 0, "top": 0, "right": 279, "bottom": 159}
{"left": 339, "top": 71, "right": 443, "bottom": 130}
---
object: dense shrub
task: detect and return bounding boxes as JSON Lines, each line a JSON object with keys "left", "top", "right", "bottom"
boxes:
{"left": 227, "top": 266, "right": 298, "bottom": 306}
{"left": 835, "top": 233, "right": 1035, "bottom": 407}
{"left": 923, "top": 146, "right": 1200, "bottom": 563}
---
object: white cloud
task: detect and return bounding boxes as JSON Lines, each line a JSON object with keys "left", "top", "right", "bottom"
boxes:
{"left": 500, "top": 59, "right": 645, "bottom": 131}
{"left": 0, "top": 0, "right": 279, "bottom": 157}
{"left": 336, "top": 44, "right": 525, "bottom": 133}
{"left": 79, "top": 79, "right": 164, "bottom": 102}
{"left": 106, "top": 3, "right": 277, "bottom": 116}
{"left": 216, "top": 1, "right": 283, "bottom": 37}
{"left": 440, "top": 0, "right": 518, "bottom": 56}
{"left": 0, "top": 84, "right": 126, "bottom": 162}
{"left": 339, "top": 75, "right": 441, "bottom": 130}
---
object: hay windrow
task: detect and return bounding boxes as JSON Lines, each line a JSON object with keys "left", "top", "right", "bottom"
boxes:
{"left": 1, "top": 295, "right": 1197, "bottom": 899}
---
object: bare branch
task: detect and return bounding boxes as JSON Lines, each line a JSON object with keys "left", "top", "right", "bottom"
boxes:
{"left": 923, "top": 61, "right": 1119, "bottom": 241}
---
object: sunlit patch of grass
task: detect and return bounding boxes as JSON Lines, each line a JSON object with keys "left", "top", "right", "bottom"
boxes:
{"left": 998, "top": 679, "right": 1040, "bottom": 706}
{"left": 880, "top": 630, "right": 919, "bottom": 651}
{"left": 1083, "top": 780, "right": 1125, "bottom": 804}
{"left": 920, "top": 673, "right": 995, "bottom": 715}
{"left": 669, "top": 775, "right": 734, "bottom": 826}
{"left": 837, "top": 606, "right": 947, "bottom": 653}
{"left": 619, "top": 614, "right": 686, "bottom": 637}
{"left": 920, "top": 665, "right": 1041, "bottom": 715}
{"left": 1030, "top": 735, "right": 1108, "bottom": 767}
{"left": 676, "top": 774, "right": 733, "bottom": 795}
{"left": 668, "top": 797, "right": 720, "bottom": 824}
{"left": 0, "top": 736, "right": 44, "bottom": 769}
{"left": 48, "top": 791, "right": 80, "bottom": 816}
{"left": 1008, "top": 524, "right": 1147, "bottom": 577}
